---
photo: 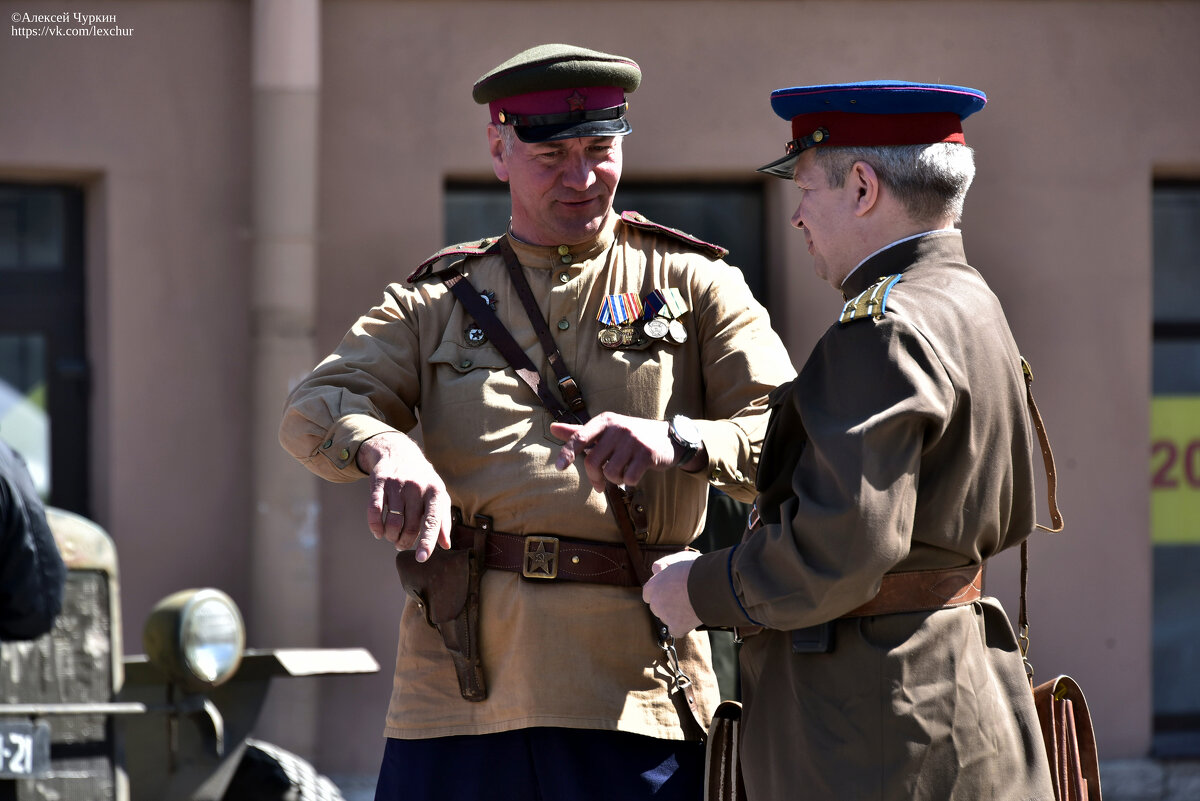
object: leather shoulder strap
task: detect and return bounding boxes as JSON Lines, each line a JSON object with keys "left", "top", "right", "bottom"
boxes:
{"left": 1022, "top": 357, "right": 1064, "bottom": 534}
{"left": 441, "top": 265, "right": 583, "bottom": 425}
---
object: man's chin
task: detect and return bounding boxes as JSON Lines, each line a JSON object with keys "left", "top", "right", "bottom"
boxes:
{"left": 550, "top": 211, "right": 611, "bottom": 243}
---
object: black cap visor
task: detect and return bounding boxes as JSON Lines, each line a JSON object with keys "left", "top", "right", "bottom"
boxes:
{"left": 756, "top": 150, "right": 800, "bottom": 180}
{"left": 515, "top": 116, "right": 631, "bottom": 143}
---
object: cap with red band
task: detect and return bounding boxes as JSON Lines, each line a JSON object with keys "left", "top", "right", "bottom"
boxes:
{"left": 473, "top": 44, "right": 641, "bottom": 143}
{"left": 757, "top": 80, "right": 987, "bottom": 179}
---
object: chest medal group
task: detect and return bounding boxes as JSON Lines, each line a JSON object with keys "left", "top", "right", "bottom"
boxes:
{"left": 596, "top": 287, "right": 689, "bottom": 350}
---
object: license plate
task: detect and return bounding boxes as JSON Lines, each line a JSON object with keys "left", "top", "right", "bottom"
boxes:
{"left": 0, "top": 720, "right": 50, "bottom": 778}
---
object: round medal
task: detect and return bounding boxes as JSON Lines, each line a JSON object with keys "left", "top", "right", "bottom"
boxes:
{"left": 625, "top": 327, "right": 652, "bottom": 350}
{"left": 598, "top": 326, "right": 622, "bottom": 348}
{"left": 643, "top": 317, "right": 669, "bottom": 339}
{"left": 668, "top": 319, "right": 688, "bottom": 344}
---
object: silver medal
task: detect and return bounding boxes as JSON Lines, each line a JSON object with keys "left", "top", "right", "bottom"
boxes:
{"left": 668, "top": 319, "right": 688, "bottom": 344}
{"left": 643, "top": 317, "right": 669, "bottom": 339}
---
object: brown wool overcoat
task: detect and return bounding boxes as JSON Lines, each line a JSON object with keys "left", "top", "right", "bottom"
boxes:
{"left": 689, "top": 231, "right": 1055, "bottom": 800}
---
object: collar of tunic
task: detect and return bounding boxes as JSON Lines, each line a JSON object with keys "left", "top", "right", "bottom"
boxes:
{"left": 506, "top": 212, "right": 619, "bottom": 269}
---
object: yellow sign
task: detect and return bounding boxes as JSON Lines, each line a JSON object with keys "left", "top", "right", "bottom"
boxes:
{"left": 1151, "top": 395, "right": 1200, "bottom": 543}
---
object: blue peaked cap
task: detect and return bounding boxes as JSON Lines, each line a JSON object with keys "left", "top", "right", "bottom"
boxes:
{"left": 758, "top": 80, "right": 988, "bottom": 178}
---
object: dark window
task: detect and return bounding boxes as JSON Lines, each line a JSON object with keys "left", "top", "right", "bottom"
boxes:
{"left": 444, "top": 182, "right": 769, "bottom": 304}
{"left": 0, "top": 183, "right": 89, "bottom": 514}
{"left": 1151, "top": 180, "right": 1200, "bottom": 757}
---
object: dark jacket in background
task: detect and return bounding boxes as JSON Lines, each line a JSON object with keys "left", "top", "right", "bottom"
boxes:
{"left": 0, "top": 441, "right": 65, "bottom": 641}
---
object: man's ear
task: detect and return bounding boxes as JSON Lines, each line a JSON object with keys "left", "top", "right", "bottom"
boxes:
{"left": 850, "top": 161, "right": 880, "bottom": 217}
{"left": 487, "top": 124, "right": 510, "bottom": 183}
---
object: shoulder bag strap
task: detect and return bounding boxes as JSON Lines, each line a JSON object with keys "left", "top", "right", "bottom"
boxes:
{"left": 1019, "top": 357, "right": 1065, "bottom": 679}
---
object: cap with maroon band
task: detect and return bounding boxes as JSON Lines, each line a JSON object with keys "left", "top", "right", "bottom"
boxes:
{"left": 473, "top": 43, "right": 642, "bottom": 143}
{"left": 756, "top": 80, "right": 988, "bottom": 179}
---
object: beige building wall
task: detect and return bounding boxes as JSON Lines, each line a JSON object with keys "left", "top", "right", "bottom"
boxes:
{"left": 3, "top": 0, "right": 1198, "bottom": 775}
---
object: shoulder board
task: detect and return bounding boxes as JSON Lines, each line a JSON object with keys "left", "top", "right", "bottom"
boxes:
{"left": 838, "top": 274, "right": 902, "bottom": 325}
{"left": 619, "top": 210, "right": 729, "bottom": 259}
{"left": 406, "top": 236, "right": 502, "bottom": 283}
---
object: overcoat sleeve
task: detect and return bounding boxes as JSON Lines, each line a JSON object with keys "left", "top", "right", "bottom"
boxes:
{"left": 688, "top": 313, "right": 956, "bottom": 629}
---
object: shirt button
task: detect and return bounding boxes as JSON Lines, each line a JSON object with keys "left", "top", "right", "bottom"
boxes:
{"left": 558, "top": 271, "right": 570, "bottom": 283}
{"left": 339, "top": 448, "right": 350, "bottom": 461}
{"left": 557, "top": 318, "right": 570, "bottom": 330}
{"left": 561, "top": 254, "right": 573, "bottom": 264}
{"left": 322, "top": 440, "right": 333, "bottom": 449}
{"left": 460, "top": 359, "right": 473, "bottom": 369}
{"left": 557, "top": 245, "right": 570, "bottom": 255}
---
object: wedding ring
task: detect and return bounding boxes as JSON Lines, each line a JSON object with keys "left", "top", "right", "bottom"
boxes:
{"left": 387, "top": 509, "right": 404, "bottom": 516}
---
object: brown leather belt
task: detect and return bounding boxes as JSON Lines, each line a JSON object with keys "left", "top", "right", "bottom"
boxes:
{"left": 841, "top": 564, "right": 983, "bottom": 618}
{"left": 736, "top": 564, "right": 984, "bottom": 640}
{"left": 451, "top": 522, "right": 683, "bottom": 587}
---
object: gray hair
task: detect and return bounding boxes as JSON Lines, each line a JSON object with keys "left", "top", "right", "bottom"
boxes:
{"left": 812, "top": 142, "right": 976, "bottom": 224}
{"left": 497, "top": 122, "right": 518, "bottom": 154}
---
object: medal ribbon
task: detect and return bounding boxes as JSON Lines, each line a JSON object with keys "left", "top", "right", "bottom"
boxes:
{"left": 644, "top": 288, "right": 687, "bottom": 320}
{"left": 598, "top": 292, "right": 644, "bottom": 326}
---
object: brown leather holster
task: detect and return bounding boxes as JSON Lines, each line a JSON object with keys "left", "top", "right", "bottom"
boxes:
{"left": 394, "top": 513, "right": 490, "bottom": 701}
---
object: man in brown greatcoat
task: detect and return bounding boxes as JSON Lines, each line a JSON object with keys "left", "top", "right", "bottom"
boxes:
{"left": 645, "top": 81, "right": 1056, "bottom": 800}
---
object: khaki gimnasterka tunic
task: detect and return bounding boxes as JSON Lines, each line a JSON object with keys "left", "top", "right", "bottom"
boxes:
{"left": 279, "top": 211, "right": 796, "bottom": 741}
{"left": 689, "top": 231, "right": 1054, "bottom": 800}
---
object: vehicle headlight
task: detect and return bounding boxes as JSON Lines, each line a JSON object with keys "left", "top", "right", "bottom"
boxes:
{"left": 143, "top": 588, "right": 246, "bottom": 692}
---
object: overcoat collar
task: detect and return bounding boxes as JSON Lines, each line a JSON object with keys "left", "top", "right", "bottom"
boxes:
{"left": 840, "top": 230, "right": 966, "bottom": 300}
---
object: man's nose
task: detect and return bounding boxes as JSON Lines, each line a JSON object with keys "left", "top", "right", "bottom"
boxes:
{"left": 790, "top": 207, "right": 804, "bottom": 230}
{"left": 562, "top": 156, "right": 596, "bottom": 191}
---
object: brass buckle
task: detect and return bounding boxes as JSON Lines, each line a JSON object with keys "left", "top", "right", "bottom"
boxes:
{"left": 522, "top": 536, "right": 559, "bottom": 580}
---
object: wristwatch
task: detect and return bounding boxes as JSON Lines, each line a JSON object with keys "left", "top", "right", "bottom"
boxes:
{"left": 667, "top": 414, "right": 703, "bottom": 467}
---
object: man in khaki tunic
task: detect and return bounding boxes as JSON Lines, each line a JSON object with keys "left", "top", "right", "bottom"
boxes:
{"left": 278, "top": 44, "right": 794, "bottom": 800}
{"left": 646, "top": 81, "right": 1055, "bottom": 800}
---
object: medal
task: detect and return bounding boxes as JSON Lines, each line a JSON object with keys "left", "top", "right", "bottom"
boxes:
{"left": 667, "top": 319, "right": 688, "bottom": 344}
{"left": 465, "top": 322, "right": 487, "bottom": 346}
{"left": 600, "top": 322, "right": 652, "bottom": 350}
{"left": 643, "top": 317, "right": 669, "bottom": 339}
{"left": 598, "top": 326, "right": 623, "bottom": 348}
{"left": 623, "top": 324, "right": 652, "bottom": 351}
{"left": 599, "top": 292, "right": 648, "bottom": 350}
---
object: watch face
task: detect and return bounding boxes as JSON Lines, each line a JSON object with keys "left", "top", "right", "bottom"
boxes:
{"left": 672, "top": 415, "right": 702, "bottom": 448}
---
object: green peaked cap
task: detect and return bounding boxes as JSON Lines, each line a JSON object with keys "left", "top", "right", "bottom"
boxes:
{"left": 472, "top": 43, "right": 641, "bottom": 104}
